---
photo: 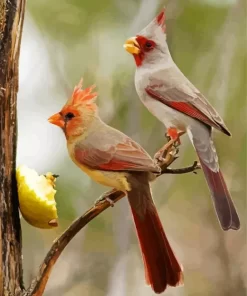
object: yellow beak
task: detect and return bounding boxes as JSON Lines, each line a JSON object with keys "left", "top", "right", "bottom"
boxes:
{"left": 123, "top": 37, "right": 140, "bottom": 55}
{"left": 48, "top": 113, "right": 64, "bottom": 128}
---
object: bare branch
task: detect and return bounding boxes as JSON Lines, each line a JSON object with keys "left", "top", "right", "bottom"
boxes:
{"left": 161, "top": 161, "right": 201, "bottom": 175}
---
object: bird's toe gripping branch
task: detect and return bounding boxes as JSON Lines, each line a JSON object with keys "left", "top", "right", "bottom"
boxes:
{"left": 154, "top": 132, "right": 201, "bottom": 175}
{"left": 154, "top": 136, "right": 181, "bottom": 167}
{"left": 94, "top": 189, "right": 119, "bottom": 207}
{"left": 156, "top": 129, "right": 185, "bottom": 165}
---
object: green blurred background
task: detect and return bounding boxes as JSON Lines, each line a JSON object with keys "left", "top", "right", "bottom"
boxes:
{"left": 17, "top": 0, "right": 246, "bottom": 295}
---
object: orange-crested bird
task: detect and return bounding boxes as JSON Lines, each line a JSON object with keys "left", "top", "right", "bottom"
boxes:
{"left": 48, "top": 79, "right": 183, "bottom": 294}
{"left": 124, "top": 7, "right": 240, "bottom": 231}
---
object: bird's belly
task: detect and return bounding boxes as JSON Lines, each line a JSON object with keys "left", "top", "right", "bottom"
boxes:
{"left": 142, "top": 96, "right": 191, "bottom": 131}
{"left": 87, "top": 169, "right": 130, "bottom": 191}
{"left": 72, "top": 158, "right": 130, "bottom": 191}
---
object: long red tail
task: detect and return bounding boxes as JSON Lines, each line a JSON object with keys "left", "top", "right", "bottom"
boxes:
{"left": 127, "top": 174, "right": 183, "bottom": 294}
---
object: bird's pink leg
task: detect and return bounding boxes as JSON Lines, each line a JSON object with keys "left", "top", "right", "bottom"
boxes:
{"left": 166, "top": 127, "right": 185, "bottom": 145}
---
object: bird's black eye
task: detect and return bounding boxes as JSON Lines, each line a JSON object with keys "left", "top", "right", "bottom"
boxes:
{"left": 64, "top": 112, "right": 75, "bottom": 120}
{"left": 145, "top": 41, "right": 153, "bottom": 49}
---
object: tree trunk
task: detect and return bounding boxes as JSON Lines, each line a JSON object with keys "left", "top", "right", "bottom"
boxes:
{"left": 0, "top": 1, "right": 26, "bottom": 295}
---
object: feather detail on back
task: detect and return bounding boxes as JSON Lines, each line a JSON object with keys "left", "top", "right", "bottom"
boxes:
{"left": 73, "top": 127, "right": 160, "bottom": 173}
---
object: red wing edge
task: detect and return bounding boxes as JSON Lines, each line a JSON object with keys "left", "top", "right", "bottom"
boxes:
{"left": 145, "top": 87, "right": 230, "bottom": 135}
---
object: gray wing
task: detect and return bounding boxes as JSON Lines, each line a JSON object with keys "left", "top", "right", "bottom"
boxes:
{"left": 74, "top": 123, "right": 160, "bottom": 173}
{"left": 146, "top": 68, "right": 231, "bottom": 136}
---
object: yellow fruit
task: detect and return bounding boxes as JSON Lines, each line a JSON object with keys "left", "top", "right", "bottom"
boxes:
{"left": 16, "top": 165, "right": 58, "bottom": 229}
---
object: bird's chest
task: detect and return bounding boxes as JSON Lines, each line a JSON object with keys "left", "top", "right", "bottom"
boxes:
{"left": 135, "top": 75, "right": 186, "bottom": 131}
{"left": 143, "top": 94, "right": 184, "bottom": 128}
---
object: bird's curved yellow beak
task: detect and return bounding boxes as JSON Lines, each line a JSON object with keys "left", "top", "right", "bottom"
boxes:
{"left": 123, "top": 37, "right": 140, "bottom": 54}
{"left": 48, "top": 113, "right": 64, "bottom": 128}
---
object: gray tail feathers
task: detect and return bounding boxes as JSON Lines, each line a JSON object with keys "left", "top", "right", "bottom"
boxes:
{"left": 188, "top": 126, "right": 240, "bottom": 230}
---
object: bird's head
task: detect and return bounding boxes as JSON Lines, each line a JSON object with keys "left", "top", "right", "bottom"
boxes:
{"left": 48, "top": 78, "right": 98, "bottom": 139}
{"left": 124, "top": 8, "right": 169, "bottom": 67}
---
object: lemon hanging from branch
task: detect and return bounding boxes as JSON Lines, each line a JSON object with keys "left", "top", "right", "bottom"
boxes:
{"left": 16, "top": 165, "right": 58, "bottom": 229}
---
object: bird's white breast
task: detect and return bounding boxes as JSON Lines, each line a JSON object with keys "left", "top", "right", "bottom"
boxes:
{"left": 134, "top": 65, "right": 194, "bottom": 132}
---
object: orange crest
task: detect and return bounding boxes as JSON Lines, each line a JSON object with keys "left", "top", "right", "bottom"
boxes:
{"left": 67, "top": 78, "right": 98, "bottom": 105}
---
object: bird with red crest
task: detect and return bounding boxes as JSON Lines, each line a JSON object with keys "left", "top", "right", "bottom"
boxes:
{"left": 124, "top": 7, "right": 240, "bottom": 231}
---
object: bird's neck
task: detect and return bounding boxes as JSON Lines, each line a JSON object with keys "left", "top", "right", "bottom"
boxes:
{"left": 66, "top": 113, "right": 102, "bottom": 144}
{"left": 135, "top": 55, "right": 172, "bottom": 68}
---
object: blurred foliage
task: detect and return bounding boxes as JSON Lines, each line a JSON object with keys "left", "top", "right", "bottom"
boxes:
{"left": 17, "top": 0, "right": 246, "bottom": 295}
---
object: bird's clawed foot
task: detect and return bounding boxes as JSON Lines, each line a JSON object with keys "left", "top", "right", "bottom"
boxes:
{"left": 154, "top": 140, "right": 179, "bottom": 166}
{"left": 155, "top": 129, "right": 185, "bottom": 166}
{"left": 94, "top": 189, "right": 117, "bottom": 207}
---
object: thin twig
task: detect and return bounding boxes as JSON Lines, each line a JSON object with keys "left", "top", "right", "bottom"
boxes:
{"left": 24, "top": 141, "right": 200, "bottom": 296}
{"left": 161, "top": 161, "right": 201, "bottom": 175}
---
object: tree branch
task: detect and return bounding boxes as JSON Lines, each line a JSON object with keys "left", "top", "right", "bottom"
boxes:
{"left": 24, "top": 142, "right": 199, "bottom": 296}
{"left": 161, "top": 161, "right": 201, "bottom": 175}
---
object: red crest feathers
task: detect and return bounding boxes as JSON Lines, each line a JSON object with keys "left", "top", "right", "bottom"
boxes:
{"left": 67, "top": 78, "right": 98, "bottom": 105}
{"left": 156, "top": 8, "right": 166, "bottom": 32}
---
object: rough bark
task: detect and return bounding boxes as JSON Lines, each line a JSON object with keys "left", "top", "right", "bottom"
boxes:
{"left": 0, "top": 1, "right": 26, "bottom": 295}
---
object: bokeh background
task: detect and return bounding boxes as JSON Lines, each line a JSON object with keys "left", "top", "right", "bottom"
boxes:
{"left": 17, "top": 0, "right": 246, "bottom": 295}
